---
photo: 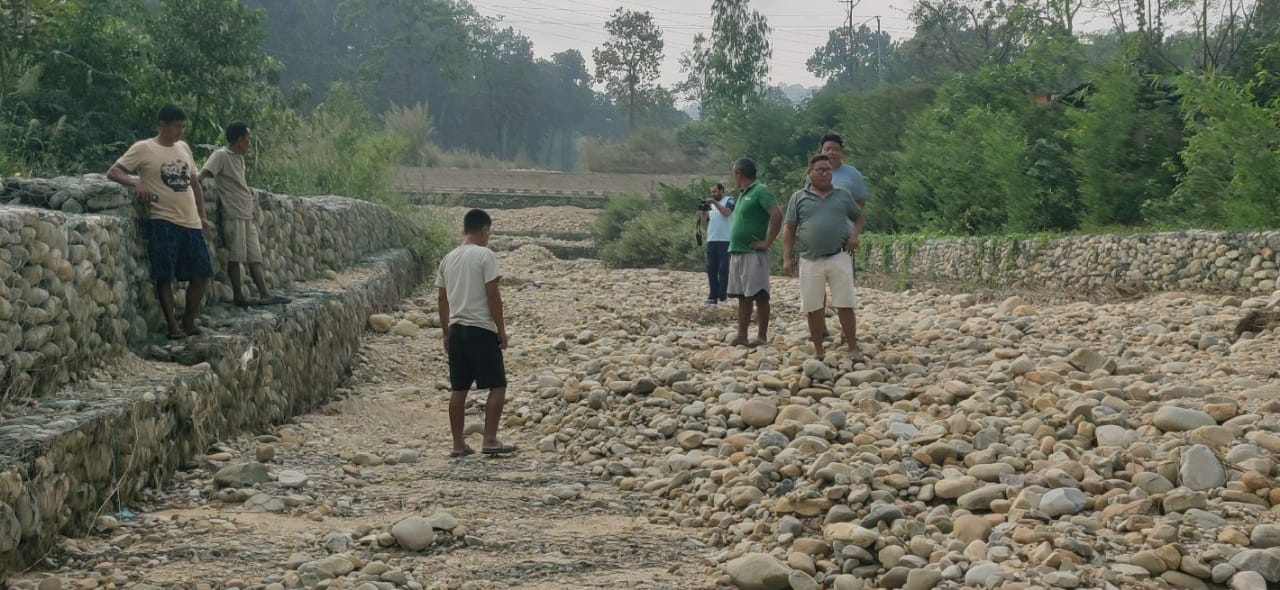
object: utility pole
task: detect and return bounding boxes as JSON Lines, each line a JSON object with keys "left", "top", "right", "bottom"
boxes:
{"left": 839, "top": 0, "right": 856, "bottom": 82}
{"left": 875, "top": 15, "right": 884, "bottom": 83}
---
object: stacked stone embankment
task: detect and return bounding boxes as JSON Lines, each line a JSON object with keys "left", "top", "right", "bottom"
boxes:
{"left": 0, "top": 175, "right": 426, "bottom": 575}
{"left": 862, "top": 231, "right": 1280, "bottom": 294}
{"left": 0, "top": 174, "right": 413, "bottom": 400}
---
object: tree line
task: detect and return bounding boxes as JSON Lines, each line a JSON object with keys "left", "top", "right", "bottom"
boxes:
{"left": 0, "top": 0, "right": 688, "bottom": 191}
{"left": 649, "top": 0, "right": 1280, "bottom": 234}
{"left": 3, "top": 0, "right": 1279, "bottom": 234}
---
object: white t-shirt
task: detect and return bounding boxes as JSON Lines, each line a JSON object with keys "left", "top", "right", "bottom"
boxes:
{"left": 706, "top": 196, "right": 735, "bottom": 243}
{"left": 434, "top": 244, "right": 501, "bottom": 333}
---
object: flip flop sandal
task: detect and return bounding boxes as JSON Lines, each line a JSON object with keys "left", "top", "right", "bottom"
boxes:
{"left": 481, "top": 443, "right": 518, "bottom": 456}
{"left": 448, "top": 448, "right": 475, "bottom": 459}
{"left": 254, "top": 295, "right": 292, "bottom": 306}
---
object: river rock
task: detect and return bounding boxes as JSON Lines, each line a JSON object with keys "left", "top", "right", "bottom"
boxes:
{"left": 725, "top": 553, "right": 791, "bottom": 590}
{"left": 391, "top": 516, "right": 436, "bottom": 551}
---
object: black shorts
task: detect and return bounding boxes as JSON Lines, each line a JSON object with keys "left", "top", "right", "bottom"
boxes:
{"left": 448, "top": 324, "right": 507, "bottom": 391}
{"left": 147, "top": 219, "right": 214, "bottom": 283}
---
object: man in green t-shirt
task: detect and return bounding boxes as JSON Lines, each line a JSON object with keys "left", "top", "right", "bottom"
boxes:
{"left": 726, "top": 158, "right": 783, "bottom": 347}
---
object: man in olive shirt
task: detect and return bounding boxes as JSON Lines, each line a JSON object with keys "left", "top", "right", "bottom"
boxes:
{"left": 726, "top": 158, "right": 783, "bottom": 347}
{"left": 783, "top": 154, "right": 865, "bottom": 359}
{"left": 199, "top": 121, "right": 290, "bottom": 308}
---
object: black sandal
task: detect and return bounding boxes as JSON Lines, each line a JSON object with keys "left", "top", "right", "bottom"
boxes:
{"left": 481, "top": 443, "right": 518, "bottom": 456}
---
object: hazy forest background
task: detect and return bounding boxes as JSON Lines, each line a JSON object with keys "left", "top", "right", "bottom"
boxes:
{"left": 2, "top": 0, "right": 1279, "bottom": 247}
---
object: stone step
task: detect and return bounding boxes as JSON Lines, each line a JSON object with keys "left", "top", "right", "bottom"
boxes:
{"left": 0, "top": 248, "right": 423, "bottom": 575}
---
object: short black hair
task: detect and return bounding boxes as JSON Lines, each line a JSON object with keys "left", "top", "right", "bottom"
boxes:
{"left": 733, "top": 158, "right": 758, "bottom": 180}
{"left": 463, "top": 209, "right": 492, "bottom": 234}
{"left": 820, "top": 133, "right": 844, "bottom": 148}
{"left": 808, "top": 154, "right": 831, "bottom": 168}
{"left": 713, "top": 183, "right": 725, "bottom": 192}
{"left": 226, "top": 121, "right": 250, "bottom": 144}
{"left": 158, "top": 104, "right": 187, "bottom": 124}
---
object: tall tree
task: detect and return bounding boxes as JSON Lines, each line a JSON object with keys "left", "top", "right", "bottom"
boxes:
{"left": 592, "top": 9, "right": 664, "bottom": 131}
{"left": 680, "top": 0, "right": 772, "bottom": 120}
{"left": 471, "top": 23, "right": 536, "bottom": 160}
{"left": 146, "top": 0, "right": 281, "bottom": 139}
{"left": 906, "top": 0, "right": 1041, "bottom": 75}
{"left": 338, "top": 0, "right": 475, "bottom": 111}
{"left": 806, "top": 24, "right": 896, "bottom": 88}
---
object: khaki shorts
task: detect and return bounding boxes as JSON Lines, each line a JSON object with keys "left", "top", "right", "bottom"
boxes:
{"left": 222, "top": 218, "right": 262, "bottom": 264}
{"left": 728, "top": 251, "right": 771, "bottom": 299}
{"left": 800, "top": 251, "right": 857, "bottom": 313}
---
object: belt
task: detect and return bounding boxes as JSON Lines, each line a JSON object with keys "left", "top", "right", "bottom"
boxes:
{"left": 817, "top": 248, "right": 848, "bottom": 258}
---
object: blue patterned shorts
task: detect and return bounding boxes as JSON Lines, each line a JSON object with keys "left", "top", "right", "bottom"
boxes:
{"left": 146, "top": 219, "right": 214, "bottom": 283}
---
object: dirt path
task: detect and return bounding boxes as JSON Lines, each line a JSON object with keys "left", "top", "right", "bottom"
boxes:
{"left": 10, "top": 246, "right": 714, "bottom": 590}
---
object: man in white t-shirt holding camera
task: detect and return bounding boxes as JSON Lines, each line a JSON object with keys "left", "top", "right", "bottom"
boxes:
{"left": 698, "top": 183, "right": 735, "bottom": 305}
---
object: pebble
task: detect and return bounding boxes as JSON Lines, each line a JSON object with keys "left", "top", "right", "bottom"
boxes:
{"left": 1179, "top": 445, "right": 1226, "bottom": 491}
{"left": 1154, "top": 406, "right": 1217, "bottom": 431}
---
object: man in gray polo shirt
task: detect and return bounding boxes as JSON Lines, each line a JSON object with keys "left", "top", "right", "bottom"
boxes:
{"left": 783, "top": 154, "right": 865, "bottom": 359}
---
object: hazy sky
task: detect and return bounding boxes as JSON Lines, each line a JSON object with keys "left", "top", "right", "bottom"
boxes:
{"left": 469, "top": 0, "right": 919, "bottom": 89}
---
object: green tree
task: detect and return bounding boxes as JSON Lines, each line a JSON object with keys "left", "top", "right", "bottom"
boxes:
{"left": 471, "top": 23, "right": 536, "bottom": 161}
{"left": 806, "top": 24, "right": 897, "bottom": 89}
{"left": 338, "top": 0, "right": 474, "bottom": 109}
{"left": 144, "top": 0, "right": 283, "bottom": 144}
{"left": 1152, "top": 72, "right": 1280, "bottom": 228}
{"left": 1065, "top": 59, "right": 1182, "bottom": 228}
{"left": 1, "top": 0, "right": 159, "bottom": 174}
{"left": 592, "top": 9, "right": 664, "bottom": 131}
{"left": 680, "top": 0, "right": 772, "bottom": 120}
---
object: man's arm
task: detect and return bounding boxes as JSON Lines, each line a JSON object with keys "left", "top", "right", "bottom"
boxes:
{"left": 107, "top": 162, "right": 150, "bottom": 203}
{"left": 191, "top": 171, "right": 210, "bottom": 230}
{"left": 763, "top": 205, "right": 783, "bottom": 248}
{"left": 782, "top": 222, "right": 797, "bottom": 276}
{"left": 712, "top": 199, "right": 733, "bottom": 217}
{"left": 437, "top": 287, "right": 450, "bottom": 352}
{"left": 485, "top": 279, "right": 507, "bottom": 349}
{"left": 198, "top": 150, "right": 221, "bottom": 182}
{"left": 848, "top": 215, "right": 866, "bottom": 250}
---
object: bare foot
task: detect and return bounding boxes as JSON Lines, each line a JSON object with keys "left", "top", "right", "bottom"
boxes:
{"left": 730, "top": 337, "right": 749, "bottom": 346}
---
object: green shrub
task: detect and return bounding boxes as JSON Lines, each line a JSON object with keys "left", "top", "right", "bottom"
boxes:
{"left": 595, "top": 194, "right": 655, "bottom": 243}
{"left": 600, "top": 208, "right": 703, "bottom": 271}
{"left": 256, "top": 83, "right": 406, "bottom": 203}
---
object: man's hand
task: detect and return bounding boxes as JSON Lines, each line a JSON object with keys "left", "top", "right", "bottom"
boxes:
{"left": 783, "top": 259, "right": 795, "bottom": 278}
{"left": 845, "top": 234, "right": 860, "bottom": 251}
{"left": 751, "top": 239, "right": 771, "bottom": 251}
{"left": 498, "top": 331, "right": 509, "bottom": 350}
{"left": 133, "top": 179, "right": 152, "bottom": 204}
{"left": 201, "top": 217, "right": 213, "bottom": 231}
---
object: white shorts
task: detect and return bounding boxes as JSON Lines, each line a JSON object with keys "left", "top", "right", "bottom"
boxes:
{"left": 727, "top": 252, "right": 771, "bottom": 299}
{"left": 799, "top": 251, "right": 857, "bottom": 313}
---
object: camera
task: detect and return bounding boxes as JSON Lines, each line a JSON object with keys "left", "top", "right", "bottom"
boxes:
{"left": 698, "top": 198, "right": 713, "bottom": 212}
